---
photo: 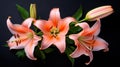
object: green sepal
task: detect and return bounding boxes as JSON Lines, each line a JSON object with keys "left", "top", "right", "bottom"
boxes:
{"left": 65, "top": 46, "right": 75, "bottom": 67}
{"left": 66, "top": 37, "right": 74, "bottom": 45}
{"left": 2, "top": 44, "right": 8, "bottom": 47}
{"left": 68, "top": 22, "right": 82, "bottom": 35}
{"left": 44, "top": 48, "right": 55, "bottom": 54}
{"left": 36, "top": 31, "right": 43, "bottom": 36}
{"left": 15, "top": 49, "right": 26, "bottom": 59}
{"left": 34, "top": 45, "right": 46, "bottom": 60}
{"left": 73, "top": 6, "right": 82, "bottom": 21}
{"left": 39, "top": 51, "right": 46, "bottom": 60}
{"left": 16, "top": 4, "right": 29, "bottom": 19}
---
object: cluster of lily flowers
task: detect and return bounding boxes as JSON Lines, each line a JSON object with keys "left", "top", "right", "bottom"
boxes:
{"left": 6, "top": 4, "right": 113, "bottom": 65}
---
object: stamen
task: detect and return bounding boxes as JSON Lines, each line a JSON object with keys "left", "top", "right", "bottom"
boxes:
{"left": 15, "top": 40, "right": 19, "bottom": 46}
{"left": 11, "top": 33, "right": 32, "bottom": 46}
{"left": 13, "top": 34, "right": 21, "bottom": 46}
{"left": 13, "top": 34, "right": 16, "bottom": 38}
{"left": 16, "top": 34, "right": 20, "bottom": 38}
{"left": 50, "top": 27, "right": 59, "bottom": 37}
{"left": 78, "top": 36, "right": 94, "bottom": 50}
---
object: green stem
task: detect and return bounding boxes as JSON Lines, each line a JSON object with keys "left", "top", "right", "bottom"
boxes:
{"left": 78, "top": 18, "right": 88, "bottom": 23}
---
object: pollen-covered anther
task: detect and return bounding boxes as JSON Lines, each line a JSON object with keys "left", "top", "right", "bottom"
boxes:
{"left": 50, "top": 27, "right": 59, "bottom": 37}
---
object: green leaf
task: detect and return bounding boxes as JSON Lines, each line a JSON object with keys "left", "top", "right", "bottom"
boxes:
{"left": 66, "top": 37, "right": 74, "bottom": 45}
{"left": 65, "top": 47, "right": 75, "bottom": 67}
{"left": 16, "top": 4, "right": 29, "bottom": 19}
{"left": 67, "top": 55, "right": 75, "bottom": 67}
{"left": 2, "top": 44, "right": 8, "bottom": 47}
{"left": 15, "top": 50, "right": 26, "bottom": 59}
{"left": 73, "top": 6, "right": 82, "bottom": 21}
{"left": 70, "top": 46, "right": 75, "bottom": 51}
{"left": 40, "top": 51, "right": 46, "bottom": 60}
{"left": 68, "top": 22, "right": 82, "bottom": 35}
{"left": 34, "top": 46, "right": 46, "bottom": 60}
{"left": 37, "top": 31, "right": 43, "bottom": 36}
{"left": 44, "top": 48, "right": 55, "bottom": 53}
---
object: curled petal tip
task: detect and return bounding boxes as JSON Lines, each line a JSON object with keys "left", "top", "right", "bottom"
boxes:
{"left": 33, "top": 58, "right": 37, "bottom": 60}
{"left": 60, "top": 50, "right": 64, "bottom": 53}
{"left": 39, "top": 47, "right": 43, "bottom": 50}
{"left": 8, "top": 16, "right": 12, "bottom": 19}
{"left": 85, "top": 62, "right": 91, "bottom": 65}
{"left": 104, "top": 47, "right": 109, "bottom": 52}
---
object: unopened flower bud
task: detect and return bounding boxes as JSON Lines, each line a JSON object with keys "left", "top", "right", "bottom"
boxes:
{"left": 85, "top": 5, "right": 113, "bottom": 21}
{"left": 30, "top": 4, "right": 37, "bottom": 19}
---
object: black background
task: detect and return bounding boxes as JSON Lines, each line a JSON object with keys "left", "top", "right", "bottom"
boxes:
{"left": 0, "top": 0, "right": 120, "bottom": 67}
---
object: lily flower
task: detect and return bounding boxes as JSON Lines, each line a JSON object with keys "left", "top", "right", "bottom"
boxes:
{"left": 69, "top": 19, "right": 109, "bottom": 65}
{"left": 34, "top": 8, "right": 75, "bottom": 53}
{"left": 7, "top": 17, "right": 41, "bottom": 60}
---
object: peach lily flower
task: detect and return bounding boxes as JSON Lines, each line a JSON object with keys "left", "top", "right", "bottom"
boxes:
{"left": 69, "top": 20, "right": 109, "bottom": 65}
{"left": 34, "top": 8, "right": 75, "bottom": 53}
{"left": 7, "top": 17, "right": 41, "bottom": 60}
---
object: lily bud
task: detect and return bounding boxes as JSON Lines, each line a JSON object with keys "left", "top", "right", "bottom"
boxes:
{"left": 85, "top": 5, "right": 113, "bottom": 21}
{"left": 30, "top": 4, "right": 37, "bottom": 19}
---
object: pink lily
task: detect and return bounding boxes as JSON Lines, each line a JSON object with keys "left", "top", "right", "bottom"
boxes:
{"left": 34, "top": 8, "right": 75, "bottom": 53}
{"left": 7, "top": 17, "right": 41, "bottom": 60}
{"left": 69, "top": 19, "right": 109, "bottom": 65}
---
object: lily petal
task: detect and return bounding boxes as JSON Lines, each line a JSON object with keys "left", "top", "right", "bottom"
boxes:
{"left": 76, "top": 22, "right": 90, "bottom": 30}
{"left": 7, "top": 18, "right": 30, "bottom": 34}
{"left": 58, "top": 17, "right": 76, "bottom": 35}
{"left": 40, "top": 35, "right": 55, "bottom": 50}
{"left": 54, "top": 35, "right": 66, "bottom": 53}
{"left": 33, "top": 35, "right": 42, "bottom": 42}
{"left": 63, "top": 17, "right": 76, "bottom": 25}
{"left": 69, "top": 34, "right": 79, "bottom": 40}
{"left": 85, "top": 52, "right": 93, "bottom": 65}
{"left": 90, "top": 19, "right": 101, "bottom": 36}
{"left": 70, "top": 44, "right": 87, "bottom": 58}
{"left": 93, "top": 37, "right": 109, "bottom": 51}
{"left": 22, "top": 18, "right": 34, "bottom": 28}
{"left": 34, "top": 20, "right": 52, "bottom": 34}
{"left": 25, "top": 39, "right": 37, "bottom": 60}
{"left": 49, "top": 8, "right": 61, "bottom": 27}
{"left": 69, "top": 34, "right": 79, "bottom": 46}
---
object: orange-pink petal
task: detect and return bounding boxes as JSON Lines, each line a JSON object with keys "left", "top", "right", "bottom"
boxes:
{"left": 25, "top": 39, "right": 37, "bottom": 60}
{"left": 92, "top": 37, "right": 109, "bottom": 51}
{"left": 90, "top": 19, "right": 101, "bottom": 36}
{"left": 69, "top": 34, "right": 79, "bottom": 46}
{"left": 7, "top": 17, "right": 30, "bottom": 34}
{"left": 58, "top": 17, "right": 76, "bottom": 35}
{"left": 22, "top": 18, "right": 34, "bottom": 28}
{"left": 70, "top": 43, "right": 87, "bottom": 58}
{"left": 54, "top": 35, "right": 65, "bottom": 53}
{"left": 40, "top": 35, "right": 55, "bottom": 50}
{"left": 34, "top": 20, "right": 52, "bottom": 34}
{"left": 76, "top": 22, "right": 90, "bottom": 31}
{"left": 49, "top": 8, "right": 61, "bottom": 27}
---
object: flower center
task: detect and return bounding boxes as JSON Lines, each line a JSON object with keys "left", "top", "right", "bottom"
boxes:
{"left": 50, "top": 27, "right": 59, "bottom": 37}
{"left": 27, "top": 32, "right": 34, "bottom": 38}
{"left": 78, "top": 36, "right": 94, "bottom": 50}
{"left": 11, "top": 32, "right": 33, "bottom": 45}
